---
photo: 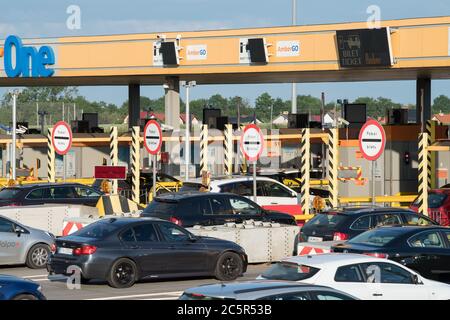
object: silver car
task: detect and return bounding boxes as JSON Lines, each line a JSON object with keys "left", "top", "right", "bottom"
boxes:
{"left": 179, "top": 280, "right": 357, "bottom": 300}
{"left": 0, "top": 215, "right": 54, "bottom": 269}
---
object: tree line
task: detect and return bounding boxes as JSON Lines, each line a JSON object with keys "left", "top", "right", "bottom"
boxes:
{"left": 1, "top": 87, "right": 450, "bottom": 126}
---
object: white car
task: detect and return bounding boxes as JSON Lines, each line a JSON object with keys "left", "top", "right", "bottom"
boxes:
{"left": 257, "top": 253, "right": 450, "bottom": 300}
{"left": 183, "top": 176, "right": 301, "bottom": 216}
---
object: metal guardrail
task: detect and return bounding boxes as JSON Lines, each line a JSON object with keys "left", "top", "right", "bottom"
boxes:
{"left": 339, "top": 195, "right": 417, "bottom": 207}
{"left": 0, "top": 177, "right": 95, "bottom": 188}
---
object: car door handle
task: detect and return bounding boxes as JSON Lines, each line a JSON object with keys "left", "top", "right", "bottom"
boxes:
{"left": 372, "top": 293, "right": 383, "bottom": 297}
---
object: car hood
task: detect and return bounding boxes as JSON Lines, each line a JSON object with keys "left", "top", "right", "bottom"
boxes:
{"left": 196, "top": 236, "right": 244, "bottom": 250}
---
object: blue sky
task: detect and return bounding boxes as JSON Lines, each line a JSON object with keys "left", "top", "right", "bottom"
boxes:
{"left": 0, "top": 0, "right": 449, "bottom": 106}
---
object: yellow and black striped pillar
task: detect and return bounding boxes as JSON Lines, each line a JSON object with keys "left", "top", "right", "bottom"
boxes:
{"left": 426, "top": 120, "right": 437, "bottom": 189}
{"left": 131, "top": 126, "right": 140, "bottom": 204}
{"left": 47, "top": 128, "right": 55, "bottom": 183}
{"left": 327, "top": 128, "right": 339, "bottom": 208}
{"left": 239, "top": 125, "right": 247, "bottom": 174}
{"left": 299, "top": 128, "right": 311, "bottom": 215}
{"left": 223, "top": 124, "right": 233, "bottom": 176}
{"left": 417, "top": 132, "right": 430, "bottom": 215}
{"left": 200, "top": 124, "right": 208, "bottom": 174}
{"left": 110, "top": 126, "right": 119, "bottom": 194}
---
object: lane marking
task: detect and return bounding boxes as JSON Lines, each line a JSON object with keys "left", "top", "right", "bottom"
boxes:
{"left": 87, "top": 291, "right": 183, "bottom": 300}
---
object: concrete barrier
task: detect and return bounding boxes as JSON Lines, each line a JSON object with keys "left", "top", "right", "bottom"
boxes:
{"left": 0, "top": 204, "right": 99, "bottom": 236}
{"left": 188, "top": 220, "right": 300, "bottom": 263}
{"left": 297, "top": 241, "right": 344, "bottom": 256}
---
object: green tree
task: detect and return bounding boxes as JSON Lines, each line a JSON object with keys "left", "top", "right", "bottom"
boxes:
{"left": 433, "top": 95, "right": 450, "bottom": 114}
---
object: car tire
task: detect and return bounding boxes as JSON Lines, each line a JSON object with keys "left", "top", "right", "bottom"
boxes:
{"left": 214, "top": 252, "right": 244, "bottom": 281}
{"left": 12, "top": 294, "right": 38, "bottom": 300}
{"left": 107, "top": 258, "right": 138, "bottom": 288}
{"left": 26, "top": 244, "right": 50, "bottom": 269}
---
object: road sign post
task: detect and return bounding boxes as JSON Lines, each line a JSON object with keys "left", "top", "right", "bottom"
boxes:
{"left": 359, "top": 120, "right": 386, "bottom": 206}
{"left": 240, "top": 124, "right": 264, "bottom": 202}
{"left": 144, "top": 120, "right": 163, "bottom": 199}
{"left": 52, "top": 121, "right": 72, "bottom": 182}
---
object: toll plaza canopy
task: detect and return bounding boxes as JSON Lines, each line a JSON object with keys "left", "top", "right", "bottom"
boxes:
{"left": 0, "top": 16, "right": 450, "bottom": 86}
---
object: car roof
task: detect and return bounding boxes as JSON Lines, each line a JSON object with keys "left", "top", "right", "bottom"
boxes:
{"left": 97, "top": 217, "right": 165, "bottom": 225}
{"left": 1, "top": 183, "right": 89, "bottom": 190}
{"left": 326, "top": 206, "right": 417, "bottom": 215}
{"left": 281, "top": 253, "right": 387, "bottom": 268}
{"left": 155, "top": 192, "right": 239, "bottom": 201}
{"left": 183, "top": 280, "right": 336, "bottom": 299}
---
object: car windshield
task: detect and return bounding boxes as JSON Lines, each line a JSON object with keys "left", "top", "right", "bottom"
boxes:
{"left": 0, "top": 188, "right": 21, "bottom": 200}
{"left": 261, "top": 262, "right": 320, "bottom": 281}
{"left": 306, "top": 212, "right": 347, "bottom": 227}
{"left": 71, "top": 221, "right": 120, "bottom": 239}
{"left": 349, "top": 228, "right": 403, "bottom": 247}
{"left": 142, "top": 200, "right": 178, "bottom": 216}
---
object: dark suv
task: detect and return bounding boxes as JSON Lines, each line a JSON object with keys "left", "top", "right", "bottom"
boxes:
{"left": 0, "top": 183, "right": 103, "bottom": 207}
{"left": 300, "top": 207, "right": 438, "bottom": 242}
{"left": 141, "top": 192, "right": 297, "bottom": 227}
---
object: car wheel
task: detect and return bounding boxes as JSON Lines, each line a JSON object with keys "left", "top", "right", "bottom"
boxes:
{"left": 26, "top": 244, "right": 50, "bottom": 269}
{"left": 107, "top": 258, "right": 138, "bottom": 288}
{"left": 214, "top": 252, "right": 243, "bottom": 281}
{"left": 12, "top": 294, "right": 38, "bottom": 300}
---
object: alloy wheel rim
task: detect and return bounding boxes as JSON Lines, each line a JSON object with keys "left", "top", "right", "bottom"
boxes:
{"left": 114, "top": 263, "right": 134, "bottom": 285}
{"left": 32, "top": 248, "right": 48, "bottom": 267}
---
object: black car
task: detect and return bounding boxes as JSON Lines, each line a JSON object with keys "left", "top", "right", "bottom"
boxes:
{"left": 0, "top": 183, "right": 104, "bottom": 207}
{"left": 300, "top": 207, "right": 438, "bottom": 242}
{"left": 47, "top": 217, "right": 248, "bottom": 288}
{"left": 331, "top": 226, "right": 450, "bottom": 281}
{"left": 141, "top": 192, "right": 297, "bottom": 227}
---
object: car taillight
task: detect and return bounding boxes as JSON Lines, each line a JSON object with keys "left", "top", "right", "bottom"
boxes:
{"left": 50, "top": 244, "right": 57, "bottom": 254}
{"left": 333, "top": 232, "right": 349, "bottom": 241}
{"left": 363, "top": 252, "right": 389, "bottom": 259}
{"left": 169, "top": 217, "right": 182, "bottom": 226}
{"left": 73, "top": 245, "right": 97, "bottom": 256}
{"left": 8, "top": 202, "right": 22, "bottom": 207}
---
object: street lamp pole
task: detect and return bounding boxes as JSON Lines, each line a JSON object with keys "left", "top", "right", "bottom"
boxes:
{"left": 11, "top": 90, "right": 19, "bottom": 180}
{"left": 291, "top": 0, "right": 297, "bottom": 114}
{"left": 181, "top": 81, "right": 196, "bottom": 181}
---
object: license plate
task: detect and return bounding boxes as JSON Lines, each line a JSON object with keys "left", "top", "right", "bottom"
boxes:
{"left": 58, "top": 247, "right": 73, "bottom": 255}
{"left": 308, "top": 236, "right": 323, "bottom": 242}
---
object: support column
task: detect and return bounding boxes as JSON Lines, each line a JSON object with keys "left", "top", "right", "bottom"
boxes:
{"left": 200, "top": 124, "right": 209, "bottom": 174}
{"left": 164, "top": 77, "right": 180, "bottom": 175}
{"left": 128, "top": 84, "right": 140, "bottom": 129}
{"left": 131, "top": 126, "right": 141, "bottom": 204}
{"left": 223, "top": 124, "right": 233, "bottom": 176}
{"left": 418, "top": 132, "right": 430, "bottom": 216}
{"left": 110, "top": 126, "right": 119, "bottom": 194}
{"left": 416, "top": 78, "right": 432, "bottom": 129}
{"left": 327, "top": 128, "right": 339, "bottom": 208}
{"left": 299, "top": 128, "right": 311, "bottom": 215}
{"left": 47, "top": 128, "right": 55, "bottom": 183}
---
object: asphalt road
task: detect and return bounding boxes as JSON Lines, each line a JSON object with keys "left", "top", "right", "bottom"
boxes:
{"left": 0, "top": 264, "right": 270, "bottom": 300}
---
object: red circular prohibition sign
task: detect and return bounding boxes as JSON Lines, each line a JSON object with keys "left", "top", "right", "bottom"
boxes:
{"left": 358, "top": 119, "right": 386, "bottom": 161}
{"left": 51, "top": 121, "right": 73, "bottom": 155}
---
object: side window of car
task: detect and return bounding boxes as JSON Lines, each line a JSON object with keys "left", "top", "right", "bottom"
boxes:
{"left": 258, "top": 292, "right": 311, "bottom": 301}
{"left": 312, "top": 291, "right": 351, "bottom": 300}
{"left": 133, "top": 224, "right": 159, "bottom": 242}
{"left": 403, "top": 214, "right": 434, "bottom": 226}
{"left": 264, "top": 182, "right": 293, "bottom": 197}
{"left": 187, "top": 198, "right": 212, "bottom": 216}
{"left": 334, "top": 264, "right": 364, "bottom": 282}
{"left": 158, "top": 223, "right": 190, "bottom": 242}
{"left": 376, "top": 214, "right": 402, "bottom": 227}
{"left": 229, "top": 197, "right": 260, "bottom": 215}
{"left": 0, "top": 217, "right": 14, "bottom": 233}
{"left": 120, "top": 228, "right": 136, "bottom": 242}
{"left": 26, "top": 188, "right": 44, "bottom": 200}
{"left": 350, "top": 215, "right": 371, "bottom": 230}
{"left": 443, "top": 231, "right": 450, "bottom": 244}
{"left": 50, "top": 187, "right": 77, "bottom": 199}
{"left": 75, "top": 187, "right": 102, "bottom": 198}
{"left": 408, "top": 231, "right": 445, "bottom": 248}
{"left": 209, "top": 197, "right": 232, "bottom": 215}
{"left": 359, "top": 263, "right": 414, "bottom": 284}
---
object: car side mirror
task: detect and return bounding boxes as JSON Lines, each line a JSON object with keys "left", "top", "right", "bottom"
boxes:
{"left": 14, "top": 226, "right": 25, "bottom": 236}
{"left": 412, "top": 274, "right": 421, "bottom": 285}
{"left": 188, "top": 234, "right": 198, "bottom": 242}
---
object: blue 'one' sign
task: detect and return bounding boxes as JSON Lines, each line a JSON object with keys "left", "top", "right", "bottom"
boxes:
{"left": 3, "top": 35, "right": 55, "bottom": 78}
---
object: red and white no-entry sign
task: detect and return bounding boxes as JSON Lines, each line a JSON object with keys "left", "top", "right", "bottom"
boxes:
{"left": 241, "top": 124, "right": 264, "bottom": 162}
{"left": 144, "top": 120, "right": 162, "bottom": 155}
{"left": 359, "top": 119, "right": 386, "bottom": 161}
{"left": 52, "top": 121, "right": 72, "bottom": 155}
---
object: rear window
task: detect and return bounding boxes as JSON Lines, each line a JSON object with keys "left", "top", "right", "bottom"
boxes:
{"left": 142, "top": 200, "right": 178, "bottom": 216}
{"left": 306, "top": 212, "right": 347, "bottom": 227}
{"left": 261, "top": 262, "right": 320, "bottom": 281}
{"left": 349, "top": 228, "right": 402, "bottom": 247}
{"left": 71, "top": 221, "right": 120, "bottom": 239}
{"left": 0, "top": 188, "right": 21, "bottom": 200}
